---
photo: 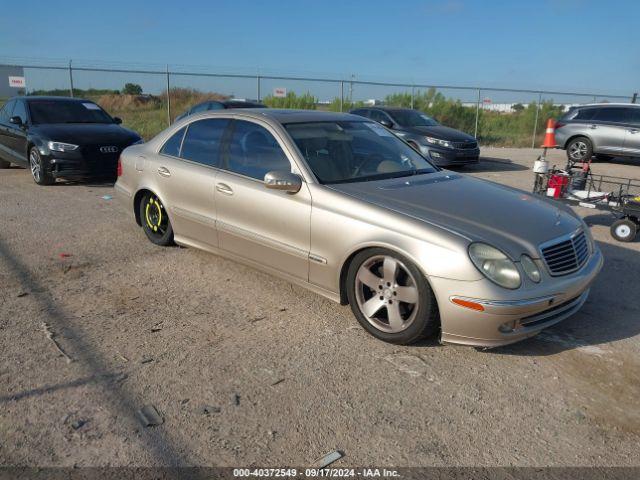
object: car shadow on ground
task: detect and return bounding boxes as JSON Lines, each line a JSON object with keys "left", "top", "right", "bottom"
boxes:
{"left": 490, "top": 240, "right": 640, "bottom": 356}
{"left": 55, "top": 179, "right": 115, "bottom": 188}
{"left": 449, "top": 157, "right": 529, "bottom": 173}
{"left": 597, "top": 156, "right": 640, "bottom": 168}
{"left": 582, "top": 212, "right": 633, "bottom": 233}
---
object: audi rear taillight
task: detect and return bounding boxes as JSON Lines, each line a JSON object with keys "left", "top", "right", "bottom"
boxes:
{"left": 555, "top": 121, "right": 566, "bottom": 130}
{"left": 117, "top": 157, "right": 123, "bottom": 177}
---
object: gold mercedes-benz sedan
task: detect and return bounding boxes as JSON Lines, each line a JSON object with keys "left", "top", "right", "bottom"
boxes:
{"left": 115, "top": 110, "right": 603, "bottom": 347}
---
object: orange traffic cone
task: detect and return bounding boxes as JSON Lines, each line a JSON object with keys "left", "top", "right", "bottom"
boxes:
{"left": 541, "top": 119, "right": 558, "bottom": 148}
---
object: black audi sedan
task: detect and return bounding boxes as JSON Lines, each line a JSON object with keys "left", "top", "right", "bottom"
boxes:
{"left": 350, "top": 107, "right": 480, "bottom": 166}
{"left": 0, "top": 96, "right": 142, "bottom": 185}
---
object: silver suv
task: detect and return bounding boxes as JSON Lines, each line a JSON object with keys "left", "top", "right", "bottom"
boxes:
{"left": 555, "top": 103, "right": 640, "bottom": 164}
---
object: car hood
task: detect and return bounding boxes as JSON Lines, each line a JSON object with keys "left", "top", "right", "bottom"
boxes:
{"left": 31, "top": 123, "right": 141, "bottom": 145}
{"left": 329, "top": 171, "right": 582, "bottom": 259}
{"left": 402, "top": 125, "right": 476, "bottom": 142}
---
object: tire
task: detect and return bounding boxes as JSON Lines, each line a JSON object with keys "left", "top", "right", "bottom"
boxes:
{"left": 139, "top": 191, "right": 175, "bottom": 246}
{"left": 610, "top": 218, "right": 637, "bottom": 243}
{"left": 0, "top": 158, "right": 10, "bottom": 169}
{"left": 566, "top": 137, "right": 593, "bottom": 165}
{"left": 29, "top": 147, "right": 55, "bottom": 185}
{"left": 346, "top": 247, "right": 439, "bottom": 345}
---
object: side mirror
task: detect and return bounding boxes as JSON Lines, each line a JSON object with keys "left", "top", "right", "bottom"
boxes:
{"left": 113, "top": 117, "right": 123, "bottom": 124}
{"left": 379, "top": 119, "right": 393, "bottom": 128}
{"left": 264, "top": 171, "right": 302, "bottom": 194}
{"left": 9, "top": 116, "right": 23, "bottom": 126}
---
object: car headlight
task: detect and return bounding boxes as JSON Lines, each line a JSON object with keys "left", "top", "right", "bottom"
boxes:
{"left": 425, "top": 136, "right": 452, "bottom": 148}
{"left": 48, "top": 141, "right": 79, "bottom": 152}
{"left": 132, "top": 138, "right": 145, "bottom": 145}
{"left": 521, "top": 255, "right": 541, "bottom": 283}
{"left": 469, "top": 243, "right": 521, "bottom": 289}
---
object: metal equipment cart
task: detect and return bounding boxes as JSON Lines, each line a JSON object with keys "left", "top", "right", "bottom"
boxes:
{"left": 532, "top": 162, "right": 640, "bottom": 242}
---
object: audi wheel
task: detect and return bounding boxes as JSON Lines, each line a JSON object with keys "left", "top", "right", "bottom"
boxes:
{"left": 29, "top": 147, "right": 55, "bottom": 185}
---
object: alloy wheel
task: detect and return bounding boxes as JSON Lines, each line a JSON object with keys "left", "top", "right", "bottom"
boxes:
{"left": 354, "top": 255, "right": 419, "bottom": 333}
{"left": 569, "top": 141, "right": 588, "bottom": 161}
{"left": 29, "top": 149, "right": 41, "bottom": 182}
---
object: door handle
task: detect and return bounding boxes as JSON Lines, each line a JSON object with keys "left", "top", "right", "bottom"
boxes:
{"left": 589, "top": 124, "right": 597, "bottom": 129}
{"left": 157, "top": 166, "right": 171, "bottom": 177}
{"left": 629, "top": 129, "right": 638, "bottom": 134}
{"left": 216, "top": 183, "right": 234, "bottom": 195}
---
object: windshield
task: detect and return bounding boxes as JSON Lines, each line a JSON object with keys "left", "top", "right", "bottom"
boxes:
{"left": 389, "top": 110, "right": 439, "bottom": 127}
{"left": 284, "top": 121, "right": 438, "bottom": 184}
{"left": 28, "top": 100, "right": 114, "bottom": 124}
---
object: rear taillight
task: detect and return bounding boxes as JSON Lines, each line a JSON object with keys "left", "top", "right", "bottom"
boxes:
{"left": 117, "top": 157, "right": 123, "bottom": 177}
{"left": 555, "top": 121, "right": 566, "bottom": 130}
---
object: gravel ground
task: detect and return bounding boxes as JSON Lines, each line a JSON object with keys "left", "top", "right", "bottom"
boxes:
{"left": 0, "top": 147, "right": 639, "bottom": 468}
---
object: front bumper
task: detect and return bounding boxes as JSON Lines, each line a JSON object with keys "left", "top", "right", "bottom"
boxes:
{"left": 41, "top": 144, "right": 125, "bottom": 180}
{"left": 418, "top": 144, "right": 480, "bottom": 166}
{"left": 431, "top": 247, "right": 604, "bottom": 347}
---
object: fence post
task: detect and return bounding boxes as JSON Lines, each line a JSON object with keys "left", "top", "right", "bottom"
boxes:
{"left": 166, "top": 65, "right": 171, "bottom": 126}
{"left": 68, "top": 60, "right": 74, "bottom": 98}
{"left": 340, "top": 81, "right": 344, "bottom": 112}
{"left": 411, "top": 86, "right": 415, "bottom": 109}
{"left": 531, "top": 92, "right": 542, "bottom": 148}
{"left": 257, "top": 75, "right": 261, "bottom": 102}
{"left": 474, "top": 88, "right": 480, "bottom": 139}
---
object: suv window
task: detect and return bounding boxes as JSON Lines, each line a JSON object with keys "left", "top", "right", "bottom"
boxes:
{"left": 629, "top": 108, "right": 640, "bottom": 126}
{"left": 225, "top": 120, "right": 290, "bottom": 180}
{"left": 593, "top": 107, "right": 630, "bottom": 123}
{"left": 12, "top": 100, "right": 27, "bottom": 124}
{"left": 180, "top": 118, "right": 229, "bottom": 166}
{"left": 0, "top": 100, "right": 16, "bottom": 123}
{"left": 572, "top": 108, "right": 597, "bottom": 121}
{"left": 160, "top": 127, "right": 187, "bottom": 157}
{"left": 208, "top": 101, "right": 225, "bottom": 110}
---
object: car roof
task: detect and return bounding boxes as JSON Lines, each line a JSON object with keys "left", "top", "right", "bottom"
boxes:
{"left": 361, "top": 106, "right": 417, "bottom": 113}
{"left": 575, "top": 103, "right": 640, "bottom": 108}
{"left": 221, "top": 109, "right": 368, "bottom": 124}
{"left": 12, "top": 96, "right": 92, "bottom": 102}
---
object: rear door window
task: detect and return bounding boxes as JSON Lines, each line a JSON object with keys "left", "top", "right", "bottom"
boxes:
{"left": 629, "top": 108, "right": 640, "bottom": 126}
{"left": 592, "top": 107, "right": 630, "bottom": 124}
{"left": 180, "top": 118, "right": 229, "bottom": 167}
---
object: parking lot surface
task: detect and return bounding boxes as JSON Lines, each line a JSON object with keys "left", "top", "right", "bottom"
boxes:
{"left": 1, "top": 147, "right": 639, "bottom": 467}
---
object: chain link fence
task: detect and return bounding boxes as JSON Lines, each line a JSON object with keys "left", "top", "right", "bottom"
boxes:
{"left": 0, "top": 59, "right": 634, "bottom": 147}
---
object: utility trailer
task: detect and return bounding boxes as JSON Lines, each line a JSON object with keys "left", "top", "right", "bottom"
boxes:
{"left": 532, "top": 162, "right": 640, "bottom": 242}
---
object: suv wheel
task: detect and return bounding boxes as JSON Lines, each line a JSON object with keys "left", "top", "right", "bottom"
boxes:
{"left": 566, "top": 137, "right": 593, "bottom": 164}
{"left": 346, "top": 248, "right": 439, "bottom": 345}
